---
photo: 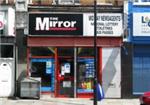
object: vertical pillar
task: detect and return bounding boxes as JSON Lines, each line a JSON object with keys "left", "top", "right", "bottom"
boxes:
{"left": 74, "top": 47, "right": 77, "bottom": 98}
{"left": 54, "top": 48, "right": 58, "bottom": 97}
{"left": 99, "top": 47, "right": 102, "bottom": 84}
{"left": 26, "top": 47, "right": 30, "bottom": 77}
{"left": 94, "top": 0, "right": 98, "bottom": 105}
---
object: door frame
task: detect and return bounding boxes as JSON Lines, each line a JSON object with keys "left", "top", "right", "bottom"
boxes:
{"left": 55, "top": 47, "right": 75, "bottom": 98}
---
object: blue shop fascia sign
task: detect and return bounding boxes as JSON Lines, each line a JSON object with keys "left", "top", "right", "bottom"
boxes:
{"left": 128, "top": 1, "right": 150, "bottom": 43}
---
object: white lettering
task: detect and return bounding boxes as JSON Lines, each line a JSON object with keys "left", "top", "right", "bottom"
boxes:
{"left": 36, "top": 17, "right": 49, "bottom": 30}
{"left": 53, "top": 21, "right": 58, "bottom": 27}
{"left": 71, "top": 21, "right": 76, "bottom": 27}
{"left": 63, "top": 21, "right": 71, "bottom": 27}
{"left": 58, "top": 21, "right": 63, "bottom": 27}
{"left": 36, "top": 17, "right": 77, "bottom": 30}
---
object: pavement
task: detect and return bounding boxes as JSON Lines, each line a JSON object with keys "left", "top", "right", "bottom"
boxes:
{"left": 0, "top": 95, "right": 140, "bottom": 105}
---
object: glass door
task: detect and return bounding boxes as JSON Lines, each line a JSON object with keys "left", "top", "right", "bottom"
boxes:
{"left": 57, "top": 48, "right": 74, "bottom": 97}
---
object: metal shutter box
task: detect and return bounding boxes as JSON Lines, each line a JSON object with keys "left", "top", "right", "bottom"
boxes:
{"left": 20, "top": 77, "right": 41, "bottom": 99}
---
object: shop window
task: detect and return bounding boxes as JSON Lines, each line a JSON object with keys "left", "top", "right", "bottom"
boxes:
{"left": 28, "top": 0, "right": 123, "bottom": 6}
{"left": 58, "top": 0, "right": 74, "bottom": 4}
{"left": 30, "top": 58, "right": 55, "bottom": 92}
{"left": 80, "top": 0, "right": 123, "bottom": 6}
{"left": 77, "top": 47, "right": 94, "bottom": 94}
{"left": 77, "top": 58, "right": 94, "bottom": 93}
{"left": 0, "top": 45, "right": 13, "bottom": 58}
{"left": 31, "top": 62, "right": 52, "bottom": 87}
{"left": 78, "top": 48, "right": 94, "bottom": 57}
{"left": 133, "top": 0, "right": 150, "bottom": 5}
{"left": 134, "top": 0, "right": 150, "bottom": 2}
{"left": 58, "top": 48, "right": 74, "bottom": 57}
{"left": 57, "top": 0, "right": 80, "bottom": 4}
{"left": 16, "top": 0, "right": 28, "bottom": 11}
{"left": 0, "top": 0, "right": 15, "bottom": 5}
{"left": 29, "top": 0, "right": 53, "bottom": 5}
{"left": 31, "top": 47, "right": 55, "bottom": 56}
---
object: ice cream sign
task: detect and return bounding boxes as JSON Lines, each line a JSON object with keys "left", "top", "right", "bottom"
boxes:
{"left": 0, "top": 12, "right": 4, "bottom": 30}
{"left": 133, "top": 13, "right": 150, "bottom": 36}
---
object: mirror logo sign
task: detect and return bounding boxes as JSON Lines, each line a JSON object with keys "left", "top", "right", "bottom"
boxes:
{"left": 36, "top": 17, "right": 77, "bottom": 31}
{"left": 29, "top": 14, "right": 83, "bottom": 36}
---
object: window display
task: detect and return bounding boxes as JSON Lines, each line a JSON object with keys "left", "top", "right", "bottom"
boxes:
{"left": 31, "top": 58, "right": 55, "bottom": 92}
{"left": 77, "top": 58, "right": 94, "bottom": 93}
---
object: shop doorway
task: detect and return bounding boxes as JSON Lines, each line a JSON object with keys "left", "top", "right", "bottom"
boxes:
{"left": 31, "top": 58, "right": 55, "bottom": 93}
{"left": 57, "top": 48, "right": 74, "bottom": 97}
{"left": 56, "top": 47, "right": 95, "bottom": 98}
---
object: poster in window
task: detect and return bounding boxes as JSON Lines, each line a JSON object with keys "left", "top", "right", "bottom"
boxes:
{"left": 0, "top": 12, "right": 4, "bottom": 31}
{"left": 64, "top": 63, "right": 70, "bottom": 73}
{"left": 63, "top": 81, "right": 71, "bottom": 88}
{"left": 61, "top": 65, "right": 65, "bottom": 75}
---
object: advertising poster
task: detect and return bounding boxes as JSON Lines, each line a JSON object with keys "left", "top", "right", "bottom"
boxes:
{"left": 0, "top": 12, "right": 4, "bottom": 31}
{"left": 8, "top": 7, "right": 15, "bottom": 36}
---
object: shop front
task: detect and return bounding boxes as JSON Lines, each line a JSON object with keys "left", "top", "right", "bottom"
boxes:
{"left": 129, "top": 7, "right": 150, "bottom": 95}
{"left": 27, "top": 37, "right": 122, "bottom": 98}
{"left": 0, "top": 6, "right": 15, "bottom": 97}
{"left": 27, "top": 46, "right": 96, "bottom": 98}
{"left": 27, "top": 12, "right": 123, "bottom": 98}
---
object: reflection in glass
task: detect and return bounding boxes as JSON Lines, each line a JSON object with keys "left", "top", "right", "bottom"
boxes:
{"left": 78, "top": 48, "right": 94, "bottom": 56}
{"left": 31, "top": 47, "right": 55, "bottom": 56}
{"left": 58, "top": 48, "right": 74, "bottom": 57}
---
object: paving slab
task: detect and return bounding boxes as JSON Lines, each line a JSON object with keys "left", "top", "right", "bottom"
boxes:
{"left": 0, "top": 96, "right": 140, "bottom": 105}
